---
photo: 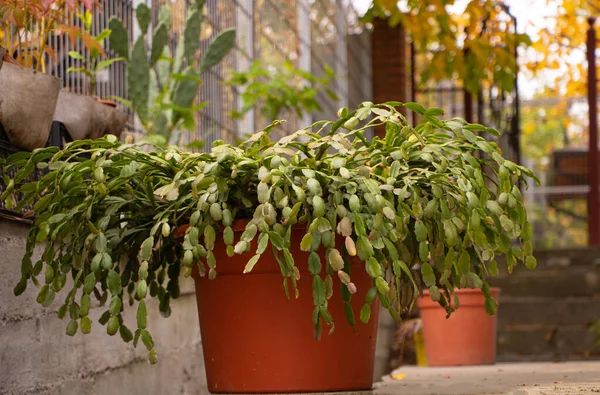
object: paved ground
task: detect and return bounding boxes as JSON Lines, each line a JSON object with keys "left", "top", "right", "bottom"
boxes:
{"left": 374, "top": 361, "right": 600, "bottom": 395}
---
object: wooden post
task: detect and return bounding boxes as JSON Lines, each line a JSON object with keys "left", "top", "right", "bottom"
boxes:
{"left": 587, "top": 17, "right": 600, "bottom": 245}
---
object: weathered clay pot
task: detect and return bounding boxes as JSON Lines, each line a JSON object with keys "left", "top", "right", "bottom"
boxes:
{"left": 53, "top": 91, "right": 128, "bottom": 141}
{"left": 0, "top": 49, "right": 61, "bottom": 150}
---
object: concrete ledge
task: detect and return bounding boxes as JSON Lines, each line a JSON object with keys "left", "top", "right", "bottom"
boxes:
{"left": 0, "top": 293, "right": 204, "bottom": 394}
{"left": 375, "top": 361, "right": 600, "bottom": 395}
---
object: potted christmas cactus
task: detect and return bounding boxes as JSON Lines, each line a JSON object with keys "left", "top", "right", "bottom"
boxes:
{"left": 0, "top": 0, "right": 100, "bottom": 150}
{"left": 1, "top": 101, "right": 537, "bottom": 393}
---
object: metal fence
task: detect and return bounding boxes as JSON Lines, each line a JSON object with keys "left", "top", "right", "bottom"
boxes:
{"left": 410, "top": 49, "right": 520, "bottom": 167}
{"left": 3, "top": 0, "right": 371, "bottom": 148}
{"left": 50, "top": 0, "right": 134, "bottom": 102}
{"left": 1, "top": 0, "right": 135, "bottom": 119}
{"left": 515, "top": 18, "right": 598, "bottom": 249}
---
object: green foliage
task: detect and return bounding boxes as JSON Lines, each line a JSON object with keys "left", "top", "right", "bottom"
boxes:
{"left": 2, "top": 102, "right": 538, "bottom": 362}
{"left": 226, "top": 59, "right": 338, "bottom": 121}
{"left": 67, "top": 11, "right": 125, "bottom": 96}
{"left": 364, "top": 0, "right": 531, "bottom": 94}
{"left": 108, "top": 3, "right": 236, "bottom": 146}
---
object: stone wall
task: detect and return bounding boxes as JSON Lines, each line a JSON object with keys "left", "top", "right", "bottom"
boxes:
{"left": 0, "top": 219, "right": 206, "bottom": 395}
{"left": 0, "top": 218, "right": 394, "bottom": 394}
{"left": 491, "top": 248, "right": 600, "bottom": 361}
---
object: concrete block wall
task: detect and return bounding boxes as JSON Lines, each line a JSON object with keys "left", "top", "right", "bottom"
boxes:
{"left": 490, "top": 248, "right": 600, "bottom": 361}
{"left": 0, "top": 219, "right": 206, "bottom": 395}
{"left": 0, "top": 218, "right": 395, "bottom": 394}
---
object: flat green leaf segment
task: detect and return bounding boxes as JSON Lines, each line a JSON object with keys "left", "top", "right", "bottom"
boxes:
{"left": 1, "top": 102, "right": 538, "bottom": 361}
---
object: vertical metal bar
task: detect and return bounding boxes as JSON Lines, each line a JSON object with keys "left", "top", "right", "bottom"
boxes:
{"left": 96, "top": 2, "right": 101, "bottom": 97}
{"left": 451, "top": 88, "right": 456, "bottom": 118}
{"left": 235, "top": 0, "right": 254, "bottom": 135}
{"left": 106, "top": 0, "right": 112, "bottom": 99}
{"left": 335, "top": 0, "right": 348, "bottom": 111}
{"left": 410, "top": 42, "right": 416, "bottom": 127}
{"left": 71, "top": 9, "right": 77, "bottom": 91}
{"left": 512, "top": 12, "right": 521, "bottom": 166}
{"left": 464, "top": 89, "right": 473, "bottom": 123}
{"left": 297, "top": 0, "right": 311, "bottom": 128}
{"left": 463, "top": 47, "right": 473, "bottom": 123}
{"left": 78, "top": 9, "right": 85, "bottom": 94}
{"left": 51, "top": 19, "right": 58, "bottom": 79}
{"left": 437, "top": 82, "right": 443, "bottom": 116}
{"left": 587, "top": 16, "right": 600, "bottom": 246}
{"left": 131, "top": 0, "right": 144, "bottom": 132}
{"left": 503, "top": 5, "right": 522, "bottom": 166}
{"left": 477, "top": 89, "right": 484, "bottom": 124}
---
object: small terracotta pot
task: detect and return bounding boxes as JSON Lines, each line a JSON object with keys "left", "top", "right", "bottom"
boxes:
{"left": 191, "top": 220, "right": 379, "bottom": 393}
{"left": 417, "top": 287, "right": 500, "bottom": 366}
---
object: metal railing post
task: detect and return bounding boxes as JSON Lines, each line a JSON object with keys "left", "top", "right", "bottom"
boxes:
{"left": 587, "top": 16, "right": 599, "bottom": 245}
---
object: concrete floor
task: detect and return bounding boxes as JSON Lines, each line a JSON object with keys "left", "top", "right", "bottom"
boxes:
{"left": 374, "top": 361, "right": 600, "bottom": 395}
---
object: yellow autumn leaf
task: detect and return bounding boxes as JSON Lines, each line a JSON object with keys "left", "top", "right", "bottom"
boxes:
{"left": 524, "top": 123, "right": 536, "bottom": 136}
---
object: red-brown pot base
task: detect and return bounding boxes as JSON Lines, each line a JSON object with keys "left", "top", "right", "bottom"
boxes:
{"left": 193, "top": 226, "right": 379, "bottom": 393}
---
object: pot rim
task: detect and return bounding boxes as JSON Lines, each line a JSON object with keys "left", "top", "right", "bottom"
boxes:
{"left": 421, "top": 287, "right": 501, "bottom": 296}
{"left": 172, "top": 218, "right": 253, "bottom": 240}
{"left": 1, "top": 60, "right": 61, "bottom": 81}
{"left": 417, "top": 287, "right": 501, "bottom": 309}
{"left": 173, "top": 218, "right": 301, "bottom": 239}
{"left": 97, "top": 98, "right": 118, "bottom": 107}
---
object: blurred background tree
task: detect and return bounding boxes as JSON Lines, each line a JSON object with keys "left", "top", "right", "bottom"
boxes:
{"left": 363, "top": 0, "right": 597, "bottom": 248}
{"left": 364, "top": 0, "right": 531, "bottom": 94}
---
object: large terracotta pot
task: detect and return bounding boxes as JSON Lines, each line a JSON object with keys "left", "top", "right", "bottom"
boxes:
{"left": 192, "top": 221, "right": 379, "bottom": 393}
{"left": 417, "top": 288, "right": 500, "bottom": 366}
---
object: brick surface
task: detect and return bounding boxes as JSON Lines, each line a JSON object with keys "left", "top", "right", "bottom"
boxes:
{"left": 497, "top": 297, "right": 600, "bottom": 327}
{"left": 488, "top": 248, "right": 600, "bottom": 362}
{"left": 371, "top": 18, "right": 408, "bottom": 138}
{"left": 490, "top": 268, "right": 600, "bottom": 298}
{"left": 497, "top": 327, "right": 600, "bottom": 361}
{"left": 0, "top": 219, "right": 205, "bottom": 395}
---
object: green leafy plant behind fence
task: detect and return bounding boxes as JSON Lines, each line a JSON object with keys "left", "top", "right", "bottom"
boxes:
{"left": 109, "top": 0, "right": 236, "bottom": 146}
